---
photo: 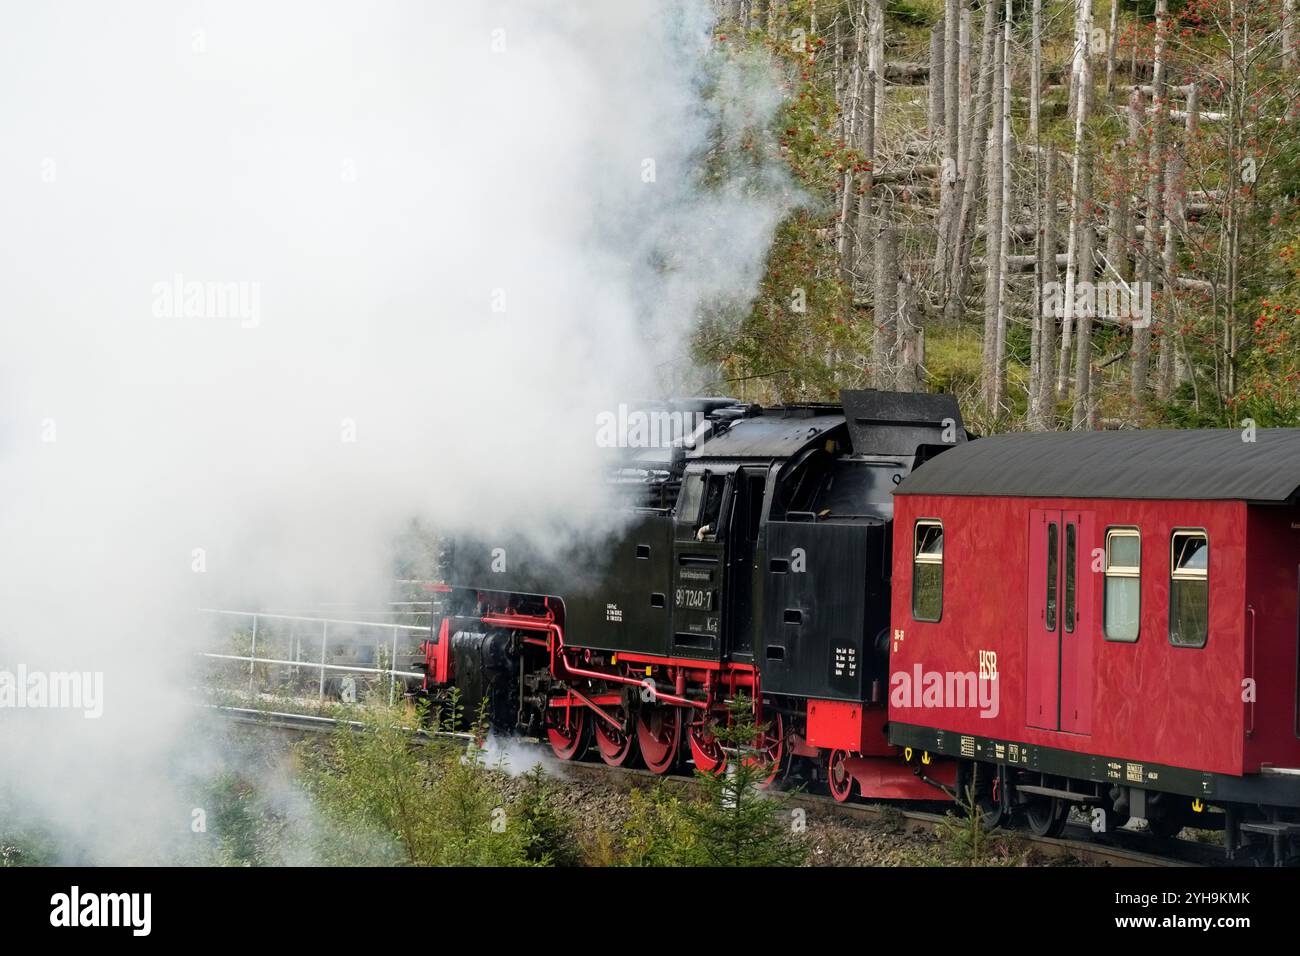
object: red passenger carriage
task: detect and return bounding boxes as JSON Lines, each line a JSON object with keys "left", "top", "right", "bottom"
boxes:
{"left": 888, "top": 429, "right": 1300, "bottom": 863}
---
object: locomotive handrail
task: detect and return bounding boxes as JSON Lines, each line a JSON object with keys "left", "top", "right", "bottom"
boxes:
{"left": 200, "top": 608, "right": 432, "bottom": 632}
{"left": 200, "top": 608, "right": 431, "bottom": 706}
{"left": 201, "top": 652, "right": 424, "bottom": 679}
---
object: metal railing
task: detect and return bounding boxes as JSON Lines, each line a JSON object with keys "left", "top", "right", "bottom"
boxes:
{"left": 200, "top": 608, "right": 430, "bottom": 705}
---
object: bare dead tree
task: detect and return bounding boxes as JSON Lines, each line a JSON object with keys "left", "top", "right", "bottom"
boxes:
{"left": 981, "top": 28, "right": 1005, "bottom": 410}
{"left": 1121, "top": 86, "right": 1145, "bottom": 281}
{"left": 930, "top": 19, "right": 947, "bottom": 136}
{"left": 945, "top": 0, "right": 999, "bottom": 324}
{"left": 1286, "top": 0, "right": 1296, "bottom": 70}
{"left": 838, "top": 1, "right": 867, "bottom": 280}
{"left": 1104, "top": 0, "right": 1120, "bottom": 100}
{"left": 1132, "top": 0, "right": 1169, "bottom": 407}
{"left": 994, "top": 0, "right": 1014, "bottom": 413}
{"left": 1056, "top": 0, "right": 1095, "bottom": 399}
{"left": 895, "top": 273, "right": 923, "bottom": 390}
{"left": 853, "top": 66, "right": 877, "bottom": 292}
{"left": 1155, "top": 82, "right": 1197, "bottom": 400}
{"left": 1034, "top": 148, "right": 1060, "bottom": 426}
{"left": 868, "top": 0, "right": 885, "bottom": 127}
{"left": 873, "top": 223, "right": 899, "bottom": 386}
{"left": 958, "top": 0, "right": 973, "bottom": 169}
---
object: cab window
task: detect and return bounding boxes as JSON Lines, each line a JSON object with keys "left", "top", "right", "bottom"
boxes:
{"left": 675, "top": 473, "right": 727, "bottom": 542}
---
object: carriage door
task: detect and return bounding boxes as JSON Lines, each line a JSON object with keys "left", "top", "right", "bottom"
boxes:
{"left": 1027, "top": 509, "right": 1095, "bottom": 734}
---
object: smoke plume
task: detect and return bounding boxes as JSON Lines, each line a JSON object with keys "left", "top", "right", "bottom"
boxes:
{"left": 0, "top": 0, "right": 791, "bottom": 861}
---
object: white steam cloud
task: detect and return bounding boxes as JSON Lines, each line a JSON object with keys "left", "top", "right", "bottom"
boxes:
{"left": 0, "top": 0, "right": 791, "bottom": 862}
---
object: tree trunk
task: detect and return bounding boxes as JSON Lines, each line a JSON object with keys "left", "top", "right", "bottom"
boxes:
{"left": 854, "top": 67, "right": 877, "bottom": 294}
{"left": 1056, "top": 0, "right": 1094, "bottom": 399}
{"left": 1286, "top": 0, "right": 1296, "bottom": 71}
{"left": 945, "top": 0, "right": 999, "bottom": 324}
{"left": 982, "top": 29, "right": 1005, "bottom": 411}
{"left": 929, "top": 20, "right": 946, "bottom": 136}
{"left": 1132, "top": 0, "right": 1168, "bottom": 408}
{"left": 933, "top": 7, "right": 954, "bottom": 294}
{"left": 1072, "top": 144, "right": 1096, "bottom": 430}
{"left": 1036, "top": 149, "right": 1059, "bottom": 427}
{"left": 1156, "top": 82, "right": 1195, "bottom": 400}
{"left": 868, "top": 0, "right": 885, "bottom": 128}
{"left": 1104, "top": 0, "right": 1119, "bottom": 100}
{"left": 874, "top": 224, "right": 899, "bottom": 387}
{"left": 945, "top": 0, "right": 960, "bottom": 153}
{"left": 838, "top": 2, "right": 867, "bottom": 280}
{"left": 994, "top": 0, "right": 1014, "bottom": 413}
{"left": 895, "top": 274, "right": 922, "bottom": 391}
{"left": 1029, "top": 0, "right": 1043, "bottom": 143}
{"left": 1122, "top": 86, "right": 1145, "bottom": 282}
{"left": 958, "top": 0, "right": 973, "bottom": 169}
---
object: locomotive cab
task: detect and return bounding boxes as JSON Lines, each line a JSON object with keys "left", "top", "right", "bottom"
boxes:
{"left": 670, "top": 464, "right": 769, "bottom": 663}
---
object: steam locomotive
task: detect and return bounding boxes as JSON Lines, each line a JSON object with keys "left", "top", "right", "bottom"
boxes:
{"left": 421, "top": 390, "right": 1300, "bottom": 865}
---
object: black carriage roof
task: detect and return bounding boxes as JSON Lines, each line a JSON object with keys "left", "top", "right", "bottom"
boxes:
{"left": 895, "top": 428, "right": 1300, "bottom": 503}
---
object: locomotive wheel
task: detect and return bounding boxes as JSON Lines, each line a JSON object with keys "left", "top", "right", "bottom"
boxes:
{"left": 546, "top": 706, "right": 589, "bottom": 762}
{"left": 1023, "top": 796, "right": 1069, "bottom": 838}
{"left": 594, "top": 705, "right": 638, "bottom": 768}
{"left": 748, "top": 711, "right": 787, "bottom": 787}
{"left": 637, "top": 705, "right": 682, "bottom": 774}
{"left": 827, "top": 749, "right": 855, "bottom": 803}
{"left": 688, "top": 721, "right": 726, "bottom": 775}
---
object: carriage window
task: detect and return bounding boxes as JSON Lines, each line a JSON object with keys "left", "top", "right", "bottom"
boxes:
{"left": 1170, "top": 531, "right": 1208, "bottom": 648}
{"left": 912, "top": 520, "right": 943, "bottom": 622}
{"left": 1046, "top": 522, "right": 1059, "bottom": 632}
{"left": 1104, "top": 528, "right": 1140, "bottom": 642}
{"left": 1064, "top": 523, "right": 1077, "bottom": 633}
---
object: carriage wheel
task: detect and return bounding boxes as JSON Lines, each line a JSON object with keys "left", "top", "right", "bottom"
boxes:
{"left": 546, "top": 705, "right": 589, "bottom": 761}
{"left": 636, "top": 705, "right": 681, "bottom": 774}
{"left": 688, "top": 720, "right": 727, "bottom": 775}
{"left": 1023, "top": 795, "right": 1069, "bottom": 838}
{"left": 594, "top": 704, "right": 638, "bottom": 768}
{"left": 828, "top": 749, "right": 855, "bottom": 803}
{"left": 966, "top": 762, "right": 1007, "bottom": 829}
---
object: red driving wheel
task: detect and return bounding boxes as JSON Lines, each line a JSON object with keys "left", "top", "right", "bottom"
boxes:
{"left": 546, "top": 704, "right": 589, "bottom": 761}
{"left": 688, "top": 720, "right": 727, "bottom": 775}
{"left": 747, "top": 710, "right": 787, "bottom": 787}
{"left": 594, "top": 704, "right": 638, "bottom": 768}
{"left": 636, "top": 705, "right": 682, "bottom": 775}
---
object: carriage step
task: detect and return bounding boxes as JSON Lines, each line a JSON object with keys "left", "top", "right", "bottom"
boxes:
{"left": 1239, "top": 821, "right": 1300, "bottom": 836}
{"left": 1014, "top": 783, "right": 1100, "bottom": 802}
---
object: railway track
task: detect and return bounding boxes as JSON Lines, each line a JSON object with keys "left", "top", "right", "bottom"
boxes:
{"left": 209, "top": 703, "right": 1228, "bottom": 867}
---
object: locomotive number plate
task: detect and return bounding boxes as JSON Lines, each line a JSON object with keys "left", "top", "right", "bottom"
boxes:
{"left": 674, "top": 587, "right": 714, "bottom": 611}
